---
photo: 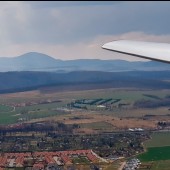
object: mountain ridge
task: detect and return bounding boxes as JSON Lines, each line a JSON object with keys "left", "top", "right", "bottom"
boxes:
{"left": 0, "top": 52, "right": 170, "bottom": 72}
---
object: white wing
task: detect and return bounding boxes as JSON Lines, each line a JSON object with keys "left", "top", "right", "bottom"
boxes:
{"left": 102, "top": 40, "right": 170, "bottom": 63}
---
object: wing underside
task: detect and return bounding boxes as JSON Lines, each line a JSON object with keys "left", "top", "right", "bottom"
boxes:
{"left": 102, "top": 40, "right": 170, "bottom": 63}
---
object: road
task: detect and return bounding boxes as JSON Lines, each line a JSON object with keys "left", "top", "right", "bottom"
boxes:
{"left": 118, "top": 161, "right": 126, "bottom": 170}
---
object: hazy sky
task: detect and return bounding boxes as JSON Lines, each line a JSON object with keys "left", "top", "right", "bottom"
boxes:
{"left": 1, "top": 1, "right": 170, "bottom": 61}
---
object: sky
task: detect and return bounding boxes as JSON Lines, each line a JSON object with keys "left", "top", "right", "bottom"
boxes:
{"left": 0, "top": 1, "right": 170, "bottom": 61}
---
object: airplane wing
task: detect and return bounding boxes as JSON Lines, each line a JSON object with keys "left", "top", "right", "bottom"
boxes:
{"left": 102, "top": 40, "right": 170, "bottom": 63}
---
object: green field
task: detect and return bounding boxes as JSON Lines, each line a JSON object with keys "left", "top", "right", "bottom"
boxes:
{"left": 138, "top": 132, "right": 170, "bottom": 169}
{"left": 138, "top": 146, "right": 170, "bottom": 161}
{"left": 0, "top": 102, "right": 69, "bottom": 125}
{"left": 0, "top": 104, "right": 13, "bottom": 113}
{"left": 0, "top": 105, "right": 19, "bottom": 124}
{"left": 144, "top": 132, "right": 170, "bottom": 148}
{"left": 0, "top": 112, "right": 19, "bottom": 124}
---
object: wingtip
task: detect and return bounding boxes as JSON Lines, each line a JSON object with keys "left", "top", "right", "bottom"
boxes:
{"left": 101, "top": 44, "right": 106, "bottom": 49}
{"left": 102, "top": 39, "right": 125, "bottom": 49}
{"left": 102, "top": 42, "right": 112, "bottom": 49}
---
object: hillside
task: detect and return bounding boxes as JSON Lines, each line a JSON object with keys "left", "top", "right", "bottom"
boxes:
{"left": 1, "top": 52, "right": 170, "bottom": 72}
{"left": 0, "top": 71, "right": 170, "bottom": 93}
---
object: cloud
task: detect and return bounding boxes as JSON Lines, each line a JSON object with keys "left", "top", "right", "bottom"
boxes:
{"left": 0, "top": 2, "right": 170, "bottom": 45}
{"left": 0, "top": 2, "right": 170, "bottom": 61}
{"left": 2, "top": 32, "right": 170, "bottom": 62}
{"left": 27, "top": 1, "right": 121, "bottom": 8}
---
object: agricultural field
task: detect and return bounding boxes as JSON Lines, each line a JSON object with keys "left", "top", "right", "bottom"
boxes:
{"left": 137, "top": 132, "right": 170, "bottom": 170}
{"left": 0, "top": 102, "right": 69, "bottom": 125}
{"left": 80, "top": 121, "right": 114, "bottom": 131}
{"left": 144, "top": 132, "right": 170, "bottom": 147}
{"left": 0, "top": 111, "right": 19, "bottom": 124}
{"left": 0, "top": 88, "right": 170, "bottom": 125}
{"left": 1, "top": 88, "right": 170, "bottom": 104}
{"left": 0, "top": 104, "right": 14, "bottom": 112}
{"left": 138, "top": 146, "right": 170, "bottom": 161}
{"left": 139, "top": 160, "right": 170, "bottom": 170}
{"left": 149, "top": 160, "right": 170, "bottom": 170}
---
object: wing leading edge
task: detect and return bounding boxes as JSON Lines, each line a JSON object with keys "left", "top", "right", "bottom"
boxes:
{"left": 102, "top": 40, "right": 170, "bottom": 63}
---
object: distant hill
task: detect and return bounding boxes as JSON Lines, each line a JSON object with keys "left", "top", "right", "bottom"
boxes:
{"left": 0, "top": 71, "right": 170, "bottom": 93}
{"left": 0, "top": 52, "right": 62, "bottom": 72}
{"left": 1, "top": 52, "right": 170, "bottom": 72}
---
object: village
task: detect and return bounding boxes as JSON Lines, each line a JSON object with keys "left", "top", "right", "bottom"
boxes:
{"left": 0, "top": 120, "right": 151, "bottom": 170}
{"left": 0, "top": 149, "right": 106, "bottom": 170}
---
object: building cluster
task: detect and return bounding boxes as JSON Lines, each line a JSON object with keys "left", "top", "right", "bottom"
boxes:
{"left": 0, "top": 149, "right": 100, "bottom": 169}
{"left": 128, "top": 128, "right": 144, "bottom": 132}
{"left": 123, "top": 158, "right": 141, "bottom": 170}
